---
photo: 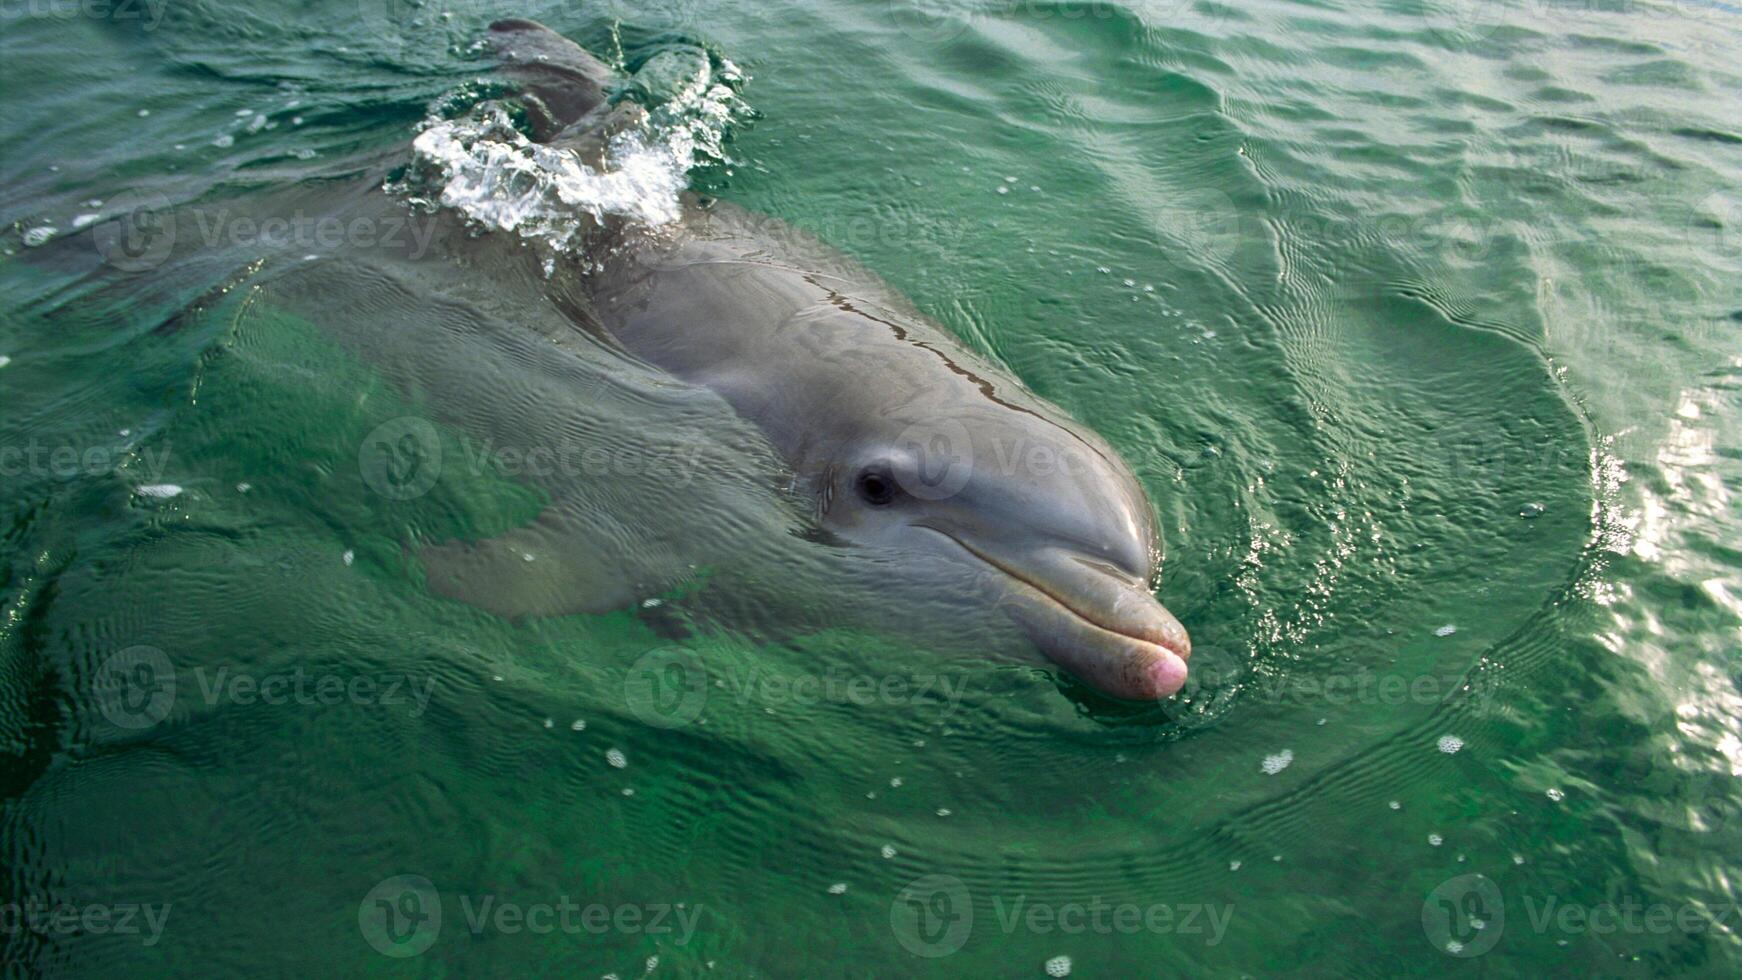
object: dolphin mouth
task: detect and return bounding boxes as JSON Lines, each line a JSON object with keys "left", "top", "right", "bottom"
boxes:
{"left": 922, "top": 528, "right": 1192, "bottom": 700}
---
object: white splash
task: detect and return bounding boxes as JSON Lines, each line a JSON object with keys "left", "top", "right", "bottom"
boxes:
{"left": 406, "top": 48, "right": 743, "bottom": 254}
{"left": 135, "top": 484, "right": 183, "bottom": 499}
{"left": 1261, "top": 749, "right": 1294, "bottom": 775}
{"left": 1437, "top": 734, "right": 1464, "bottom": 754}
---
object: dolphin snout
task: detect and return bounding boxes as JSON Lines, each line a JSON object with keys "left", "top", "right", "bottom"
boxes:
{"left": 947, "top": 539, "right": 1191, "bottom": 700}
{"left": 1004, "top": 568, "right": 1191, "bottom": 699}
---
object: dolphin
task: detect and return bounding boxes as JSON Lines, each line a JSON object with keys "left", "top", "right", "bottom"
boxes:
{"left": 423, "top": 19, "right": 1192, "bottom": 699}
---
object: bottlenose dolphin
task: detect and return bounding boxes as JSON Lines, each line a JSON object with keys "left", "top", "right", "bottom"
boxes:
{"left": 418, "top": 19, "right": 1192, "bottom": 699}
{"left": 38, "top": 18, "right": 1193, "bottom": 700}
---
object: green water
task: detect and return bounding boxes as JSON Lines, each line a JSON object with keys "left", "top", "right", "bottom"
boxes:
{"left": 2, "top": 1, "right": 1740, "bottom": 976}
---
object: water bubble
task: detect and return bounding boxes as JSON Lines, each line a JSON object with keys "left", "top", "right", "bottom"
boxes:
{"left": 1437, "top": 735, "right": 1464, "bottom": 754}
{"left": 606, "top": 748, "right": 627, "bottom": 769}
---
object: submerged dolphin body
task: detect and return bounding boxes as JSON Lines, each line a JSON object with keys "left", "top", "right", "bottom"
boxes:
{"left": 419, "top": 19, "right": 1191, "bottom": 699}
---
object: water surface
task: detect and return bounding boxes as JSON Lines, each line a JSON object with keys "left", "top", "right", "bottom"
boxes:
{"left": 2, "top": 1, "right": 1739, "bottom": 975}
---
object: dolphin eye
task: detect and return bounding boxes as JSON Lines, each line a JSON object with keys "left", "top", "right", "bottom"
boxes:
{"left": 856, "top": 468, "right": 897, "bottom": 506}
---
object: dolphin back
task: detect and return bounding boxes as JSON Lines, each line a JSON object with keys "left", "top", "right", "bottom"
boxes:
{"left": 485, "top": 18, "right": 618, "bottom": 141}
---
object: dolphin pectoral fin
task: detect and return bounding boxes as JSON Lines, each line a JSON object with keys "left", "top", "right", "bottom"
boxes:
{"left": 420, "top": 508, "right": 657, "bottom": 620}
{"left": 487, "top": 18, "right": 619, "bottom": 142}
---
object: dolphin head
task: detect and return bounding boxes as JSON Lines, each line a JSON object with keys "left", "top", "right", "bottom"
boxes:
{"left": 815, "top": 408, "right": 1191, "bottom": 700}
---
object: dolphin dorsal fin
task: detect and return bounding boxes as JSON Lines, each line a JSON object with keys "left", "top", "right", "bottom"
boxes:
{"left": 487, "top": 18, "right": 619, "bottom": 142}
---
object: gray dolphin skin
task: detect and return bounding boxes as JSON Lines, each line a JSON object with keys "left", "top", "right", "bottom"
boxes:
{"left": 464, "top": 19, "right": 1192, "bottom": 699}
